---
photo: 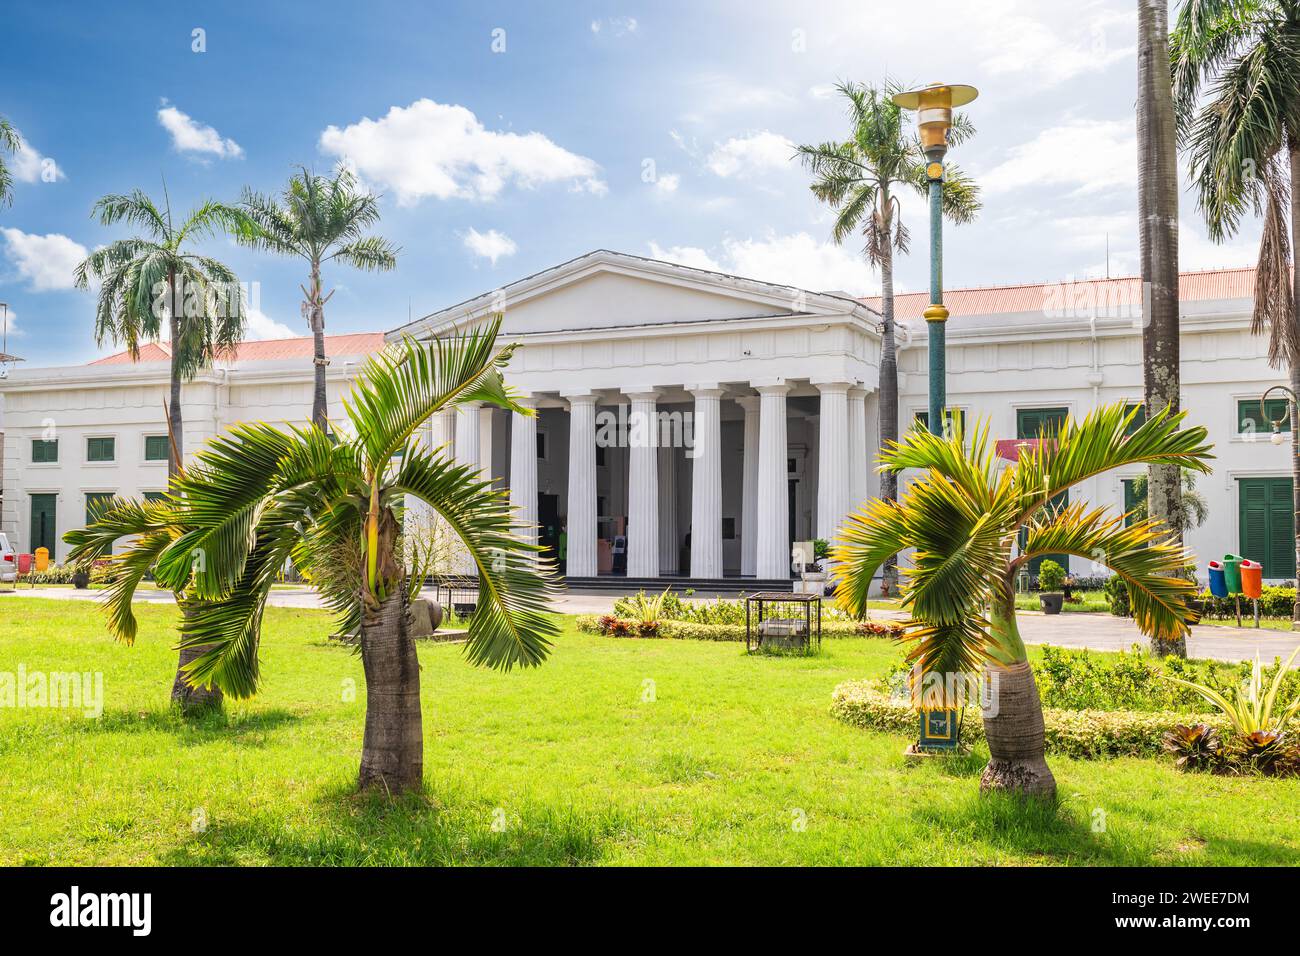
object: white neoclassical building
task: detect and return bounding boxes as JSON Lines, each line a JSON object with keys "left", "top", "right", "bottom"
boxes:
{"left": 0, "top": 250, "right": 1294, "bottom": 585}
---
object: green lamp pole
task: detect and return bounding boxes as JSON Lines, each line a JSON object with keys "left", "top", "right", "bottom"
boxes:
{"left": 893, "top": 83, "right": 979, "bottom": 752}
{"left": 1260, "top": 386, "right": 1300, "bottom": 631}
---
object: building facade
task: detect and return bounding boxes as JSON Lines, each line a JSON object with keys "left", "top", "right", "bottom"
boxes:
{"left": 0, "top": 251, "right": 1292, "bottom": 583}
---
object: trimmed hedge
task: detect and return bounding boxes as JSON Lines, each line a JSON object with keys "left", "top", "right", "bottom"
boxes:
{"left": 830, "top": 680, "right": 1217, "bottom": 760}
{"left": 576, "top": 614, "right": 904, "bottom": 642}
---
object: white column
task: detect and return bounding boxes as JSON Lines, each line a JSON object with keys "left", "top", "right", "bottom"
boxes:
{"left": 454, "top": 401, "right": 482, "bottom": 474}
{"left": 816, "top": 382, "right": 851, "bottom": 541}
{"left": 689, "top": 385, "right": 725, "bottom": 578}
{"left": 430, "top": 408, "right": 456, "bottom": 460}
{"left": 848, "top": 386, "right": 868, "bottom": 511}
{"left": 509, "top": 395, "right": 538, "bottom": 548}
{"left": 658, "top": 443, "right": 679, "bottom": 574}
{"left": 738, "top": 396, "right": 760, "bottom": 577}
{"left": 565, "top": 394, "right": 598, "bottom": 577}
{"left": 625, "top": 390, "right": 660, "bottom": 578}
{"left": 755, "top": 383, "right": 790, "bottom": 579}
{"left": 478, "top": 405, "right": 495, "bottom": 483}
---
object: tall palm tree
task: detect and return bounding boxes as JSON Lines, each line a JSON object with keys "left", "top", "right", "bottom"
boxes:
{"left": 835, "top": 403, "right": 1213, "bottom": 799}
{"left": 240, "top": 166, "right": 399, "bottom": 432}
{"left": 797, "top": 80, "right": 980, "bottom": 589}
{"left": 1138, "top": 0, "right": 1184, "bottom": 645}
{"left": 74, "top": 187, "right": 250, "bottom": 484}
{"left": 0, "top": 115, "right": 21, "bottom": 207}
{"left": 1172, "top": 0, "right": 1300, "bottom": 626}
{"left": 66, "top": 317, "right": 556, "bottom": 793}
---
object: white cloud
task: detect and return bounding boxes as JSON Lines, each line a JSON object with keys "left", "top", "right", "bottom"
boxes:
{"left": 705, "top": 131, "right": 796, "bottom": 178}
{"left": 980, "top": 3, "right": 1133, "bottom": 86}
{"left": 650, "top": 232, "right": 877, "bottom": 295}
{"left": 591, "top": 16, "right": 638, "bottom": 36}
{"left": 244, "top": 308, "right": 295, "bottom": 340}
{"left": 1, "top": 227, "right": 88, "bottom": 291}
{"left": 808, "top": 83, "right": 838, "bottom": 100}
{"left": 0, "top": 305, "right": 19, "bottom": 339}
{"left": 319, "top": 99, "right": 606, "bottom": 204}
{"left": 982, "top": 119, "right": 1135, "bottom": 196}
{"left": 6, "top": 131, "right": 63, "bottom": 183}
{"left": 157, "top": 101, "right": 244, "bottom": 159}
{"left": 462, "top": 227, "right": 517, "bottom": 265}
{"left": 653, "top": 173, "right": 680, "bottom": 197}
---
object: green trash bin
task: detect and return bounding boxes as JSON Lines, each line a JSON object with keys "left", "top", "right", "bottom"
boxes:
{"left": 1223, "top": 554, "right": 1244, "bottom": 594}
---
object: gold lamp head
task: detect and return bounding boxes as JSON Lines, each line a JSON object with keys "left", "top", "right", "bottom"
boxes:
{"left": 892, "top": 83, "right": 979, "bottom": 158}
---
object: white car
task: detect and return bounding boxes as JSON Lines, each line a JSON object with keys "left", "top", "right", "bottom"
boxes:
{"left": 0, "top": 532, "right": 15, "bottom": 583}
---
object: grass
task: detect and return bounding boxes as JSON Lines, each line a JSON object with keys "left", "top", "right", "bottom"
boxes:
{"left": 2, "top": 597, "right": 1298, "bottom": 866}
{"left": 1014, "top": 592, "right": 1110, "bottom": 613}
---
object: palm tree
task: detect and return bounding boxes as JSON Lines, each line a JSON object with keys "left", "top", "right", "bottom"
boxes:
{"left": 0, "top": 115, "right": 21, "bottom": 207}
{"left": 240, "top": 166, "right": 399, "bottom": 432}
{"left": 797, "top": 80, "right": 980, "bottom": 589}
{"left": 1138, "top": 0, "right": 1184, "bottom": 585}
{"left": 1172, "top": 0, "right": 1300, "bottom": 625}
{"left": 65, "top": 317, "right": 556, "bottom": 793}
{"left": 834, "top": 403, "right": 1213, "bottom": 799}
{"left": 73, "top": 187, "right": 250, "bottom": 484}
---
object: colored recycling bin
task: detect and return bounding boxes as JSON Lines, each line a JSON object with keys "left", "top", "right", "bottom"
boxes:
{"left": 1207, "top": 560, "right": 1228, "bottom": 598}
{"left": 1223, "top": 554, "right": 1244, "bottom": 594}
{"left": 1240, "top": 559, "right": 1263, "bottom": 599}
{"left": 34, "top": 547, "right": 49, "bottom": 572}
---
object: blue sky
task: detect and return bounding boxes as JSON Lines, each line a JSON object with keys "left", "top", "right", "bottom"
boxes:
{"left": 0, "top": 0, "right": 1262, "bottom": 367}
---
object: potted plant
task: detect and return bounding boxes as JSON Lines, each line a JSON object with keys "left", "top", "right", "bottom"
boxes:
{"left": 800, "top": 539, "right": 831, "bottom": 594}
{"left": 71, "top": 564, "right": 91, "bottom": 590}
{"left": 1037, "top": 559, "right": 1066, "bottom": 614}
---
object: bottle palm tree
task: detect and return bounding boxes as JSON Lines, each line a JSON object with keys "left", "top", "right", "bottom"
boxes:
{"left": 240, "top": 166, "right": 399, "bottom": 432}
{"left": 796, "top": 80, "right": 980, "bottom": 589}
{"left": 1172, "top": 0, "right": 1300, "bottom": 626}
{"left": 834, "top": 403, "right": 1213, "bottom": 799}
{"left": 0, "top": 115, "right": 21, "bottom": 207}
{"left": 1138, "top": 0, "right": 1184, "bottom": 601}
{"left": 74, "top": 187, "right": 250, "bottom": 484}
{"left": 66, "top": 317, "right": 557, "bottom": 792}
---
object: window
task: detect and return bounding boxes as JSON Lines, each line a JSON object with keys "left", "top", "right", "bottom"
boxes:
{"left": 1239, "top": 477, "right": 1295, "bottom": 578}
{"left": 1239, "top": 397, "right": 1290, "bottom": 436}
{"left": 1016, "top": 407, "right": 1068, "bottom": 440}
{"left": 143, "top": 491, "right": 168, "bottom": 503}
{"left": 31, "top": 438, "right": 58, "bottom": 463}
{"left": 1121, "top": 478, "right": 1144, "bottom": 527}
{"left": 87, "top": 437, "right": 116, "bottom": 462}
{"left": 536, "top": 431, "right": 548, "bottom": 460}
{"left": 1123, "top": 403, "right": 1146, "bottom": 437}
{"left": 85, "top": 492, "right": 115, "bottom": 525}
{"left": 144, "top": 435, "right": 169, "bottom": 461}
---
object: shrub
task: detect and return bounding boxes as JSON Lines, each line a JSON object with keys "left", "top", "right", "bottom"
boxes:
{"left": 1102, "top": 574, "right": 1131, "bottom": 617}
{"left": 1162, "top": 723, "right": 1223, "bottom": 772}
{"left": 830, "top": 681, "right": 1217, "bottom": 759}
{"left": 1036, "top": 559, "right": 1066, "bottom": 593}
{"left": 1197, "top": 585, "right": 1295, "bottom": 620}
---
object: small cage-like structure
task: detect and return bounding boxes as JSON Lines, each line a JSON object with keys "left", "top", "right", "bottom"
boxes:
{"left": 745, "top": 591, "right": 822, "bottom": 655}
{"left": 431, "top": 574, "right": 479, "bottom": 619}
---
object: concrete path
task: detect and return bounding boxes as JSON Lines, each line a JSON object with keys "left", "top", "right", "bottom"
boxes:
{"left": 5, "top": 585, "right": 1296, "bottom": 664}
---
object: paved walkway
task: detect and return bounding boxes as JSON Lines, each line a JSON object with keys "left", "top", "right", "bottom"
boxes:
{"left": 4, "top": 585, "right": 1296, "bottom": 664}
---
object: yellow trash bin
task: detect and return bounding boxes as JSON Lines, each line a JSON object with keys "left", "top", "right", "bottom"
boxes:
{"left": 34, "top": 547, "right": 49, "bottom": 573}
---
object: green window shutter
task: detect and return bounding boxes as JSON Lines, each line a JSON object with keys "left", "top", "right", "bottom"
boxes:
{"left": 1123, "top": 404, "right": 1146, "bottom": 437}
{"left": 1016, "top": 407, "right": 1068, "bottom": 440}
{"left": 1122, "top": 479, "right": 1142, "bottom": 526}
{"left": 144, "top": 435, "right": 169, "bottom": 461}
{"left": 143, "top": 491, "right": 168, "bottom": 503}
{"left": 87, "top": 437, "right": 116, "bottom": 462}
{"left": 1240, "top": 478, "right": 1296, "bottom": 578}
{"left": 31, "top": 439, "right": 58, "bottom": 463}
{"left": 85, "top": 492, "right": 115, "bottom": 525}
{"left": 1238, "top": 398, "right": 1290, "bottom": 435}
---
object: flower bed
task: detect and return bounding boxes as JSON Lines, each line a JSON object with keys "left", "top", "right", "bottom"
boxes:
{"left": 577, "top": 614, "right": 904, "bottom": 642}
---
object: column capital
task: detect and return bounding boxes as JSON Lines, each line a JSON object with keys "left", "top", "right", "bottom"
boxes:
{"left": 735, "top": 395, "right": 762, "bottom": 413}
{"left": 687, "top": 385, "right": 727, "bottom": 399}
{"left": 811, "top": 379, "right": 853, "bottom": 394}
{"left": 753, "top": 381, "right": 791, "bottom": 396}
{"left": 847, "top": 384, "right": 870, "bottom": 400}
{"left": 623, "top": 388, "right": 662, "bottom": 402}
{"left": 561, "top": 391, "right": 598, "bottom": 406}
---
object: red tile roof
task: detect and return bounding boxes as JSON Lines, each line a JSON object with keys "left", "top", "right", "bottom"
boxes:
{"left": 90, "top": 332, "right": 386, "bottom": 366}
{"left": 859, "top": 265, "right": 1266, "bottom": 320}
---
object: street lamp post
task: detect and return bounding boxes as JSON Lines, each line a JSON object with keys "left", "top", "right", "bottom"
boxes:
{"left": 893, "top": 83, "right": 978, "bottom": 753}
{"left": 892, "top": 83, "right": 978, "bottom": 438}
{"left": 1259, "top": 386, "right": 1300, "bottom": 631}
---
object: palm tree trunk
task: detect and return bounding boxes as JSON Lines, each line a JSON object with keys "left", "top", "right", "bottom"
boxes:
{"left": 1138, "top": 0, "right": 1185, "bottom": 657}
{"left": 171, "top": 605, "right": 222, "bottom": 712}
{"left": 309, "top": 260, "right": 329, "bottom": 433}
{"left": 358, "top": 582, "right": 423, "bottom": 793}
{"left": 879, "top": 241, "right": 900, "bottom": 595}
{"left": 980, "top": 591, "right": 1056, "bottom": 799}
{"left": 166, "top": 273, "right": 184, "bottom": 485}
{"left": 1290, "top": 143, "right": 1300, "bottom": 630}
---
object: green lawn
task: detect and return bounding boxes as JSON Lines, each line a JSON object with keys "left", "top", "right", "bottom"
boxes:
{"left": 2, "top": 597, "right": 1297, "bottom": 866}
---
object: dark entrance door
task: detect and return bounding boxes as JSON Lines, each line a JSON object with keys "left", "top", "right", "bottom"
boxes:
{"left": 537, "top": 493, "right": 560, "bottom": 568}
{"left": 30, "top": 494, "right": 57, "bottom": 556}
{"left": 787, "top": 478, "right": 798, "bottom": 579}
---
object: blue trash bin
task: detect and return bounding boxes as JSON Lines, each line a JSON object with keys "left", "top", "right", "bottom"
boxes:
{"left": 1208, "top": 560, "right": 1228, "bottom": 598}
